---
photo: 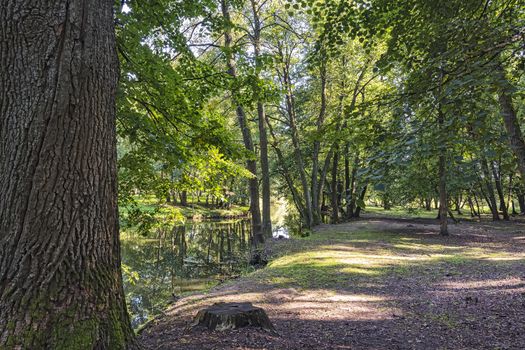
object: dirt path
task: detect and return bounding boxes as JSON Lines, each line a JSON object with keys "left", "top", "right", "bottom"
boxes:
{"left": 139, "top": 217, "right": 525, "bottom": 349}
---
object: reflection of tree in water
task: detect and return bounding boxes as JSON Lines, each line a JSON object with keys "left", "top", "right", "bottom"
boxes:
{"left": 121, "top": 219, "right": 252, "bottom": 328}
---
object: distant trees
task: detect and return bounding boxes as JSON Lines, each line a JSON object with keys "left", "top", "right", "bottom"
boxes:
{"left": 116, "top": 0, "right": 524, "bottom": 239}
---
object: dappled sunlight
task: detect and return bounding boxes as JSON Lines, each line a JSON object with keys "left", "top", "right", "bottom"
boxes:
{"left": 439, "top": 278, "right": 525, "bottom": 292}
{"left": 325, "top": 293, "right": 389, "bottom": 303}
{"left": 339, "top": 266, "right": 383, "bottom": 276}
{"left": 263, "top": 289, "right": 397, "bottom": 321}
{"left": 140, "top": 217, "right": 525, "bottom": 349}
{"left": 481, "top": 255, "right": 525, "bottom": 261}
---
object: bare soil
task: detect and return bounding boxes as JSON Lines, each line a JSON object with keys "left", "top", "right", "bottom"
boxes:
{"left": 139, "top": 216, "right": 525, "bottom": 349}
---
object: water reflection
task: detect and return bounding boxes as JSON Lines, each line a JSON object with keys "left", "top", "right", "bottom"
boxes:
{"left": 121, "top": 219, "right": 252, "bottom": 328}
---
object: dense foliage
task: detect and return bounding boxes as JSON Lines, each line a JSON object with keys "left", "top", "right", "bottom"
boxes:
{"left": 115, "top": 0, "right": 525, "bottom": 237}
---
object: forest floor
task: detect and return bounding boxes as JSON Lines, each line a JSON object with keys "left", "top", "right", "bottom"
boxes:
{"left": 139, "top": 215, "right": 525, "bottom": 349}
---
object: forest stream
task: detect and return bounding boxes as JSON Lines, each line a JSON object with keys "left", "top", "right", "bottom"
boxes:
{"left": 122, "top": 211, "right": 289, "bottom": 329}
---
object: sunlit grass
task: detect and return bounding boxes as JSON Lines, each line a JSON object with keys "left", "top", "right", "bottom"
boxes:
{"left": 364, "top": 205, "right": 495, "bottom": 220}
{"left": 254, "top": 226, "right": 525, "bottom": 290}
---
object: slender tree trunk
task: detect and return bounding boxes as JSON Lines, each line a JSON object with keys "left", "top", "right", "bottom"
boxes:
{"left": 316, "top": 148, "right": 334, "bottom": 217}
{"left": 266, "top": 115, "right": 307, "bottom": 221}
{"left": 481, "top": 158, "right": 501, "bottom": 221}
{"left": 0, "top": 1, "right": 136, "bottom": 347}
{"left": 311, "top": 61, "right": 327, "bottom": 225}
{"left": 425, "top": 198, "right": 432, "bottom": 211}
{"left": 473, "top": 193, "right": 482, "bottom": 215}
{"left": 467, "top": 196, "right": 478, "bottom": 217}
{"left": 331, "top": 146, "right": 340, "bottom": 224}
{"left": 518, "top": 192, "right": 525, "bottom": 215}
{"left": 491, "top": 161, "right": 509, "bottom": 220}
{"left": 506, "top": 174, "right": 513, "bottom": 214}
{"left": 250, "top": 0, "right": 272, "bottom": 238}
{"left": 281, "top": 56, "right": 313, "bottom": 228}
{"left": 344, "top": 144, "right": 351, "bottom": 215}
{"left": 180, "top": 190, "right": 188, "bottom": 206}
{"left": 221, "top": 0, "right": 263, "bottom": 245}
{"left": 437, "top": 68, "right": 448, "bottom": 236}
{"left": 347, "top": 154, "right": 359, "bottom": 218}
{"left": 354, "top": 185, "right": 368, "bottom": 218}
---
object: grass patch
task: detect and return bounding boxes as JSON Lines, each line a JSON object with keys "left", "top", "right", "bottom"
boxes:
{"left": 254, "top": 224, "right": 525, "bottom": 291}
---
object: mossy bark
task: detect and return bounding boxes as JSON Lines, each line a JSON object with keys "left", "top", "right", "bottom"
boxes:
{"left": 0, "top": 0, "right": 136, "bottom": 348}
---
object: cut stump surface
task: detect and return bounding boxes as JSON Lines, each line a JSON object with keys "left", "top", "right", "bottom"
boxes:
{"left": 192, "top": 302, "right": 276, "bottom": 333}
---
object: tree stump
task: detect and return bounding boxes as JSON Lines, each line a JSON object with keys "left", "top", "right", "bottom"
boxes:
{"left": 192, "top": 302, "right": 276, "bottom": 333}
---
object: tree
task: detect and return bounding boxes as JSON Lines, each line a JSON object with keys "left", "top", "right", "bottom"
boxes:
{"left": 220, "top": 0, "right": 264, "bottom": 245}
{"left": 0, "top": 1, "right": 136, "bottom": 348}
{"left": 249, "top": 0, "right": 273, "bottom": 238}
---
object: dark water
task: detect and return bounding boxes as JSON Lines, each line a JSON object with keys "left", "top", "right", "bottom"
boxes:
{"left": 121, "top": 219, "right": 253, "bottom": 328}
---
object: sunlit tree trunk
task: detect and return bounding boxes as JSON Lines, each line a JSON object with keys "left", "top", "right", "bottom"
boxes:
{"left": 221, "top": 0, "right": 263, "bottom": 246}
{"left": 311, "top": 61, "right": 328, "bottom": 225}
{"left": 266, "top": 115, "right": 307, "bottom": 221}
{"left": 0, "top": 0, "right": 136, "bottom": 348}
{"left": 280, "top": 52, "right": 313, "bottom": 228}
{"left": 250, "top": 0, "right": 272, "bottom": 238}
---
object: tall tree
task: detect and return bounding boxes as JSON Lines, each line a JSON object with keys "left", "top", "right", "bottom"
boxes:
{"left": 221, "top": 0, "right": 264, "bottom": 245}
{"left": 250, "top": 0, "right": 272, "bottom": 238}
{"left": 0, "top": 0, "right": 135, "bottom": 348}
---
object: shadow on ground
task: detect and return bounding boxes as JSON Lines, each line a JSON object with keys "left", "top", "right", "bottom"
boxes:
{"left": 139, "top": 217, "right": 525, "bottom": 349}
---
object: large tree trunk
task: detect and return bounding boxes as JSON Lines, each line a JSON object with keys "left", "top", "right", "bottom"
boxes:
{"left": 250, "top": 0, "right": 272, "bottom": 238}
{"left": 496, "top": 64, "right": 525, "bottom": 187}
{"left": 221, "top": 0, "right": 263, "bottom": 245}
{"left": 0, "top": 1, "right": 136, "bottom": 348}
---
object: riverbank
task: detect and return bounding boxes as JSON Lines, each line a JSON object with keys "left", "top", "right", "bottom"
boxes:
{"left": 138, "top": 215, "right": 525, "bottom": 349}
{"left": 121, "top": 196, "right": 250, "bottom": 221}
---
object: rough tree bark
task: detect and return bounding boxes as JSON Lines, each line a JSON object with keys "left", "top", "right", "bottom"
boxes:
{"left": 221, "top": 0, "right": 263, "bottom": 245}
{"left": 0, "top": 0, "right": 136, "bottom": 348}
